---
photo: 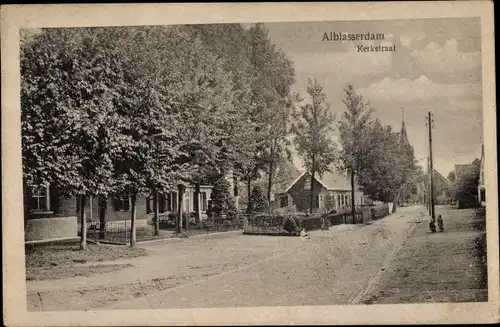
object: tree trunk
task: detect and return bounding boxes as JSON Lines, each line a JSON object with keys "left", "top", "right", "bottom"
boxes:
{"left": 310, "top": 171, "right": 315, "bottom": 215}
{"left": 246, "top": 179, "right": 252, "bottom": 214}
{"left": 267, "top": 147, "right": 275, "bottom": 203}
{"left": 154, "top": 191, "right": 160, "bottom": 236}
{"left": 392, "top": 193, "right": 398, "bottom": 213}
{"left": 309, "top": 155, "right": 316, "bottom": 215}
{"left": 233, "top": 174, "right": 240, "bottom": 226}
{"left": 79, "top": 194, "right": 87, "bottom": 250}
{"left": 351, "top": 169, "right": 356, "bottom": 224}
{"left": 195, "top": 183, "right": 201, "bottom": 224}
{"left": 98, "top": 195, "right": 107, "bottom": 240}
{"left": 177, "top": 185, "right": 184, "bottom": 234}
{"left": 129, "top": 193, "right": 137, "bottom": 247}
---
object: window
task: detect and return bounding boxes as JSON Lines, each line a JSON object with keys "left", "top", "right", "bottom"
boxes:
{"left": 304, "top": 176, "right": 311, "bottom": 190}
{"left": 280, "top": 196, "right": 289, "bottom": 208}
{"left": 171, "top": 193, "right": 178, "bottom": 212}
{"left": 31, "top": 185, "right": 50, "bottom": 212}
{"left": 159, "top": 194, "right": 167, "bottom": 213}
{"left": 114, "top": 195, "right": 130, "bottom": 212}
{"left": 146, "top": 196, "right": 152, "bottom": 214}
{"left": 201, "top": 192, "right": 208, "bottom": 211}
{"left": 318, "top": 195, "right": 323, "bottom": 208}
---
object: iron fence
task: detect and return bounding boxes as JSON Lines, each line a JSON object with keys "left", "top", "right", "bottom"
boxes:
{"left": 84, "top": 214, "right": 246, "bottom": 244}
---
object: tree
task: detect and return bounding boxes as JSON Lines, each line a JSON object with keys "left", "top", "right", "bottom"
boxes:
{"left": 249, "top": 185, "right": 269, "bottom": 213}
{"left": 338, "top": 85, "right": 373, "bottom": 221}
{"left": 356, "top": 119, "right": 403, "bottom": 204}
{"left": 208, "top": 175, "right": 237, "bottom": 216}
{"left": 453, "top": 160, "right": 480, "bottom": 207}
{"left": 246, "top": 24, "right": 296, "bottom": 205}
{"left": 292, "top": 79, "right": 337, "bottom": 213}
{"left": 21, "top": 28, "right": 130, "bottom": 250}
{"left": 113, "top": 26, "right": 239, "bottom": 240}
{"left": 447, "top": 171, "right": 456, "bottom": 182}
{"left": 180, "top": 24, "right": 256, "bottom": 221}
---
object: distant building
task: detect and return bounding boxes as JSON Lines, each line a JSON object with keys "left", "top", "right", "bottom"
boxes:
{"left": 275, "top": 170, "right": 366, "bottom": 213}
{"left": 454, "top": 159, "right": 481, "bottom": 209}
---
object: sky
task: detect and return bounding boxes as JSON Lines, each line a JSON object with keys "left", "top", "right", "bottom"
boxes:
{"left": 262, "top": 18, "right": 483, "bottom": 177}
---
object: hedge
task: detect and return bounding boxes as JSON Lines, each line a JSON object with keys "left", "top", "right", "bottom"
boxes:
{"left": 370, "top": 203, "right": 390, "bottom": 220}
{"left": 244, "top": 204, "right": 391, "bottom": 236}
{"left": 244, "top": 213, "right": 328, "bottom": 235}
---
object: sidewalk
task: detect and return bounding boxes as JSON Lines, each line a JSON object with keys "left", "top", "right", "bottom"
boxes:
{"left": 361, "top": 206, "right": 488, "bottom": 304}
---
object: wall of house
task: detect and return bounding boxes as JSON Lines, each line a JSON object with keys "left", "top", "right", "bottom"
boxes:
{"left": 57, "top": 196, "right": 150, "bottom": 223}
{"left": 287, "top": 174, "right": 328, "bottom": 213}
{"left": 25, "top": 185, "right": 214, "bottom": 225}
{"left": 324, "top": 190, "right": 364, "bottom": 210}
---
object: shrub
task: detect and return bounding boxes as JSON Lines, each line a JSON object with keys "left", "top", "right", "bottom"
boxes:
{"left": 208, "top": 176, "right": 237, "bottom": 216}
{"left": 326, "top": 213, "right": 345, "bottom": 226}
{"left": 282, "top": 216, "right": 298, "bottom": 233}
{"left": 249, "top": 185, "right": 269, "bottom": 213}
{"left": 293, "top": 215, "right": 323, "bottom": 230}
{"left": 370, "top": 204, "right": 390, "bottom": 220}
{"left": 247, "top": 214, "right": 285, "bottom": 229}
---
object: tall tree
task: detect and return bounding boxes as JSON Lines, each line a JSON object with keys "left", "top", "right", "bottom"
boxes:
{"left": 292, "top": 79, "right": 337, "bottom": 213}
{"left": 21, "top": 28, "right": 129, "bottom": 250}
{"left": 338, "top": 85, "right": 373, "bottom": 221}
{"left": 246, "top": 24, "right": 296, "bottom": 205}
{"left": 356, "top": 120, "right": 404, "bottom": 205}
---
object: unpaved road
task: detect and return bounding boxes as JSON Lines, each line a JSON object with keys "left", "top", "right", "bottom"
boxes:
{"left": 27, "top": 207, "right": 426, "bottom": 311}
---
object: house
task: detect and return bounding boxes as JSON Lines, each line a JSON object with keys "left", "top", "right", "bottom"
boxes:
{"left": 276, "top": 170, "right": 366, "bottom": 213}
{"left": 454, "top": 159, "right": 481, "bottom": 208}
{"left": 478, "top": 144, "right": 486, "bottom": 207}
{"left": 24, "top": 183, "right": 214, "bottom": 233}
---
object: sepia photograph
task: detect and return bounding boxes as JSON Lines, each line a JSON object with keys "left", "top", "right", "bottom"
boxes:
{"left": 2, "top": 2, "right": 498, "bottom": 326}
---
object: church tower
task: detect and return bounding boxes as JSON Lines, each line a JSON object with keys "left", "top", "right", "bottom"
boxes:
{"left": 399, "top": 108, "right": 414, "bottom": 157}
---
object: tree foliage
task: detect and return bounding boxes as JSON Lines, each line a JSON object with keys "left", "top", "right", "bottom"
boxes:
{"left": 292, "top": 79, "right": 337, "bottom": 213}
{"left": 338, "top": 85, "right": 373, "bottom": 174}
{"left": 249, "top": 185, "right": 269, "bottom": 213}
{"left": 208, "top": 176, "right": 237, "bottom": 216}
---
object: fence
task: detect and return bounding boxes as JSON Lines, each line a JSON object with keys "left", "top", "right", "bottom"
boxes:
{"left": 84, "top": 214, "right": 246, "bottom": 244}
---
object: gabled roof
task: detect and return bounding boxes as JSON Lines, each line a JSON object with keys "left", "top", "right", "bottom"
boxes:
{"left": 283, "top": 169, "right": 359, "bottom": 193}
{"left": 430, "top": 169, "right": 452, "bottom": 189}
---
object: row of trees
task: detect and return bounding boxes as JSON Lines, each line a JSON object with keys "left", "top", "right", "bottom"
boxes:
{"left": 21, "top": 24, "right": 296, "bottom": 248}
{"left": 290, "top": 79, "right": 419, "bottom": 214}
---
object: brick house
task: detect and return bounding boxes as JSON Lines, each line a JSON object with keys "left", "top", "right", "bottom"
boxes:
{"left": 24, "top": 183, "right": 214, "bottom": 229}
{"left": 276, "top": 170, "right": 366, "bottom": 213}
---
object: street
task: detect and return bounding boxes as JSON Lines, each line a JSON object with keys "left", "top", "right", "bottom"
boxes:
{"left": 26, "top": 206, "right": 486, "bottom": 311}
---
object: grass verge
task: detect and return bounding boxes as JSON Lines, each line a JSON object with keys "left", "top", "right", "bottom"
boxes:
{"left": 25, "top": 241, "right": 149, "bottom": 281}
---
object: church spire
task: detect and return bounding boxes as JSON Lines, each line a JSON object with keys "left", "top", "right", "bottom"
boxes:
{"left": 399, "top": 108, "right": 412, "bottom": 154}
{"left": 400, "top": 108, "right": 408, "bottom": 140}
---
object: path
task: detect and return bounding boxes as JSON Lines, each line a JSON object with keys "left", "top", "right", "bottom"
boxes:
{"left": 361, "top": 206, "right": 488, "bottom": 304}
{"left": 27, "top": 206, "right": 425, "bottom": 311}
